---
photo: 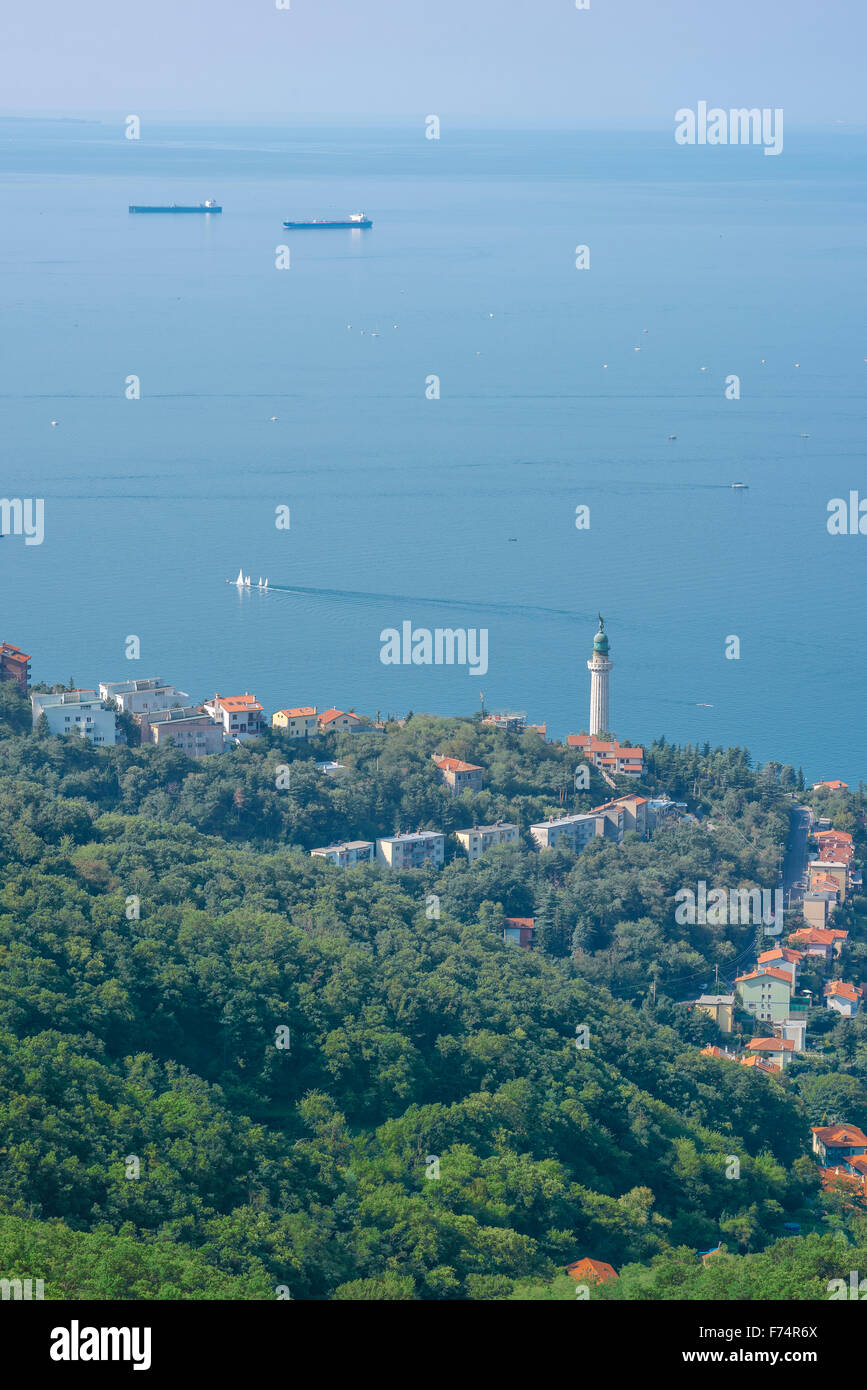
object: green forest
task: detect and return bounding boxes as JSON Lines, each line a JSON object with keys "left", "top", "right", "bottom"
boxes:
{"left": 1, "top": 677, "right": 866, "bottom": 1300}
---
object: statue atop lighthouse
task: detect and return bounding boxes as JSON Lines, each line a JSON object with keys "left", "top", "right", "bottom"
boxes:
{"left": 587, "top": 615, "right": 613, "bottom": 737}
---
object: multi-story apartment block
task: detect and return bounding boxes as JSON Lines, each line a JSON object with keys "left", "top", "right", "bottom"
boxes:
{"left": 456, "top": 823, "right": 520, "bottom": 863}
{"left": 272, "top": 706, "right": 319, "bottom": 737}
{"left": 31, "top": 690, "right": 117, "bottom": 746}
{"left": 376, "top": 832, "right": 445, "bottom": 869}
{"left": 735, "top": 967, "right": 792, "bottom": 1024}
{"left": 140, "top": 706, "right": 223, "bottom": 756}
{"left": 530, "top": 813, "right": 599, "bottom": 852}
{"left": 202, "top": 693, "right": 264, "bottom": 740}
{"left": 98, "top": 678, "right": 189, "bottom": 716}
{"left": 310, "top": 841, "right": 375, "bottom": 867}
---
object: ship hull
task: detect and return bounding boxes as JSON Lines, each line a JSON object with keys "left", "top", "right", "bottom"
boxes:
{"left": 282, "top": 220, "right": 371, "bottom": 229}
{"left": 129, "top": 206, "right": 222, "bottom": 214}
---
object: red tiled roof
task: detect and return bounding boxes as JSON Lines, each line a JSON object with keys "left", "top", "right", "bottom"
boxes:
{"left": 757, "top": 948, "right": 802, "bottom": 964}
{"left": 215, "top": 694, "right": 262, "bottom": 713}
{"left": 740, "top": 1056, "right": 780, "bottom": 1074}
{"left": 813, "top": 780, "right": 848, "bottom": 791}
{"left": 435, "top": 757, "right": 483, "bottom": 772}
{"left": 504, "top": 917, "right": 535, "bottom": 929}
{"left": 812, "top": 1124, "right": 867, "bottom": 1147}
{"left": 825, "top": 981, "right": 863, "bottom": 1003}
{"left": 277, "top": 706, "right": 317, "bottom": 717}
{"left": 318, "top": 708, "right": 361, "bottom": 724}
{"left": 565, "top": 1258, "right": 618, "bottom": 1283}
{"left": 788, "top": 927, "right": 847, "bottom": 945}
{"left": 746, "top": 1037, "right": 794, "bottom": 1052}
{"left": 736, "top": 968, "right": 791, "bottom": 985}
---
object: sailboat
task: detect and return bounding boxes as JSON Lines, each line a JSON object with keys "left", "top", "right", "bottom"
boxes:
{"left": 245, "top": 574, "right": 251, "bottom": 587}
{"left": 257, "top": 576, "right": 263, "bottom": 588}
{"left": 264, "top": 578, "right": 269, "bottom": 588}
{"left": 226, "top": 567, "right": 244, "bottom": 585}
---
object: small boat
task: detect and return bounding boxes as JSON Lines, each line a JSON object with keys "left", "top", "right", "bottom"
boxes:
{"left": 233, "top": 567, "right": 244, "bottom": 585}
{"left": 264, "top": 578, "right": 269, "bottom": 588}
{"left": 730, "top": 482, "right": 749, "bottom": 489}
{"left": 245, "top": 574, "right": 251, "bottom": 587}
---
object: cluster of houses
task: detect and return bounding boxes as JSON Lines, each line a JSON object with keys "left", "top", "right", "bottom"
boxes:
{"left": 24, "top": 673, "right": 374, "bottom": 754}
{"left": 813, "top": 1123, "right": 867, "bottom": 1207}
{"left": 695, "top": 803, "right": 862, "bottom": 1082}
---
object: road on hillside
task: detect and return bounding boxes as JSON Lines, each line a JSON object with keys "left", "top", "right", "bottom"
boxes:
{"left": 782, "top": 804, "right": 812, "bottom": 909}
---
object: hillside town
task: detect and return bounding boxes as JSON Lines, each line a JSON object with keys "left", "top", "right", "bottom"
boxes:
{"left": 5, "top": 620, "right": 866, "bottom": 1264}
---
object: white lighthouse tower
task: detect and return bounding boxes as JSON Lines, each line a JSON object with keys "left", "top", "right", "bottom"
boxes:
{"left": 587, "top": 614, "right": 613, "bottom": 737}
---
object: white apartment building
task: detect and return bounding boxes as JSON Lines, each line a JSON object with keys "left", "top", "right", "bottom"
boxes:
{"left": 310, "top": 841, "right": 375, "bottom": 867}
{"left": 31, "top": 690, "right": 117, "bottom": 746}
{"left": 99, "top": 678, "right": 189, "bottom": 715}
{"left": 376, "top": 832, "right": 446, "bottom": 869}
{"left": 456, "top": 823, "right": 520, "bottom": 863}
{"left": 530, "top": 813, "right": 599, "bottom": 852}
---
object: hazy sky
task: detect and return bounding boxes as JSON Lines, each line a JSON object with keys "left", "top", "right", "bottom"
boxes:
{"left": 2, "top": 0, "right": 865, "bottom": 125}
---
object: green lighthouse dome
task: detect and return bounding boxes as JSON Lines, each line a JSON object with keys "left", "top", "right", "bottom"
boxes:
{"left": 592, "top": 615, "right": 609, "bottom": 654}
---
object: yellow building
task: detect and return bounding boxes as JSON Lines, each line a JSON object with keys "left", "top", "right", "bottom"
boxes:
{"left": 694, "top": 994, "right": 735, "bottom": 1034}
{"left": 273, "top": 706, "right": 319, "bottom": 737}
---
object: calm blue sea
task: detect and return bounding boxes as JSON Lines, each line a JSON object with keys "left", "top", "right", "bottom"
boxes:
{"left": 1, "top": 119, "right": 865, "bottom": 783}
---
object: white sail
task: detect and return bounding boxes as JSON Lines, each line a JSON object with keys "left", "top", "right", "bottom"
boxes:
{"left": 258, "top": 576, "right": 263, "bottom": 588}
{"left": 235, "top": 568, "right": 244, "bottom": 585}
{"left": 245, "top": 574, "right": 251, "bottom": 586}
{"left": 264, "top": 578, "right": 269, "bottom": 588}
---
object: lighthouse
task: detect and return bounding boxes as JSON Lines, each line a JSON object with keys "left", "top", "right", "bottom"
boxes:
{"left": 587, "top": 615, "right": 613, "bottom": 737}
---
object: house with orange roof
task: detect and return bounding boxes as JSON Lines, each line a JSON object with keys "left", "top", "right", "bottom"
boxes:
{"left": 272, "top": 706, "right": 319, "bottom": 738}
{"left": 811, "top": 856, "right": 850, "bottom": 900}
{"left": 809, "top": 860, "right": 849, "bottom": 901}
{"left": 567, "top": 734, "right": 644, "bottom": 778}
{"left": 432, "top": 755, "right": 484, "bottom": 794}
{"left": 787, "top": 926, "right": 848, "bottom": 961}
{"left": 757, "top": 947, "right": 802, "bottom": 988}
{"left": 565, "top": 1257, "right": 618, "bottom": 1285}
{"left": 740, "top": 1055, "right": 782, "bottom": 1077}
{"left": 317, "top": 708, "right": 365, "bottom": 734}
{"left": 824, "top": 980, "right": 863, "bottom": 1019}
{"left": 811, "top": 1124, "right": 867, "bottom": 1165}
{"left": 700, "top": 1044, "right": 739, "bottom": 1062}
{"left": 819, "top": 1165, "right": 867, "bottom": 1207}
{"left": 0, "top": 642, "right": 31, "bottom": 692}
{"left": 203, "top": 692, "right": 264, "bottom": 741}
{"left": 503, "top": 916, "right": 535, "bottom": 949}
{"left": 812, "top": 780, "right": 849, "bottom": 792}
{"left": 745, "top": 1036, "right": 794, "bottom": 1071}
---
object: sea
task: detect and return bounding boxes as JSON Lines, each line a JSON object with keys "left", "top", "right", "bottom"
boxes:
{"left": 1, "top": 118, "right": 865, "bottom": 785}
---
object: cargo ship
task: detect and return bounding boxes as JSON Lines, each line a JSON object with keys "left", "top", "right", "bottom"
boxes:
{"left": 129, "top": 200, "right": 221, "bottom": 213}
{"left": 282, "top": 212, "right": 371, "bottom": 229}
